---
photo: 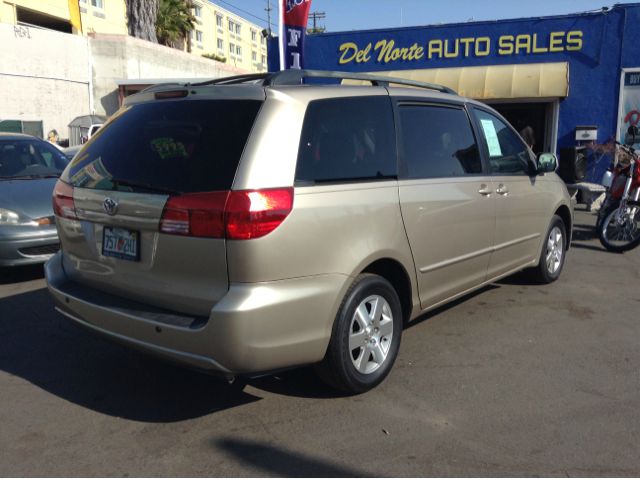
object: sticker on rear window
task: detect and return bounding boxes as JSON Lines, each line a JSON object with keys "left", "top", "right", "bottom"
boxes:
{"left": 151, "top": 137, "right": 188, "bottom": 160}
{"left": 480, "top": 119, "right": 503, "bottom": 157}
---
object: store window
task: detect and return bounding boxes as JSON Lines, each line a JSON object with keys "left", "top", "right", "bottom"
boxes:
{"left": 399, "top": 105, "right": 482, "bottom": 179}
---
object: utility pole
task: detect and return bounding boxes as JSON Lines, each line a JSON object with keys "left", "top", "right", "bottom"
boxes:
{"left": 307, "top": 11, "right": 326, "bottom": 34}
{"left": 265, "top": 0, "right": 273, "bottom": 35}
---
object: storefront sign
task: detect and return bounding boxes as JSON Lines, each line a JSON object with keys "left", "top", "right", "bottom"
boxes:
{"left": 338, "top": 30, "right": 583, "bottom": 65}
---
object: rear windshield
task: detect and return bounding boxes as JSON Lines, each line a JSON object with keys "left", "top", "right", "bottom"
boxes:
{"left": 61, "top": 100, "right": 262, "bottom": 193}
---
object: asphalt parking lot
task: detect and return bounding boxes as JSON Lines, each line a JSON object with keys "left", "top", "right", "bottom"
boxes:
{"left": 1, "top": 207, "right": 639, "bottom": 477}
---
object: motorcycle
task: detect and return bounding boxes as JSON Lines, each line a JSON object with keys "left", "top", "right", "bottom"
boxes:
{"left": 597, "top": 125, "right": 640, "bottom": 252}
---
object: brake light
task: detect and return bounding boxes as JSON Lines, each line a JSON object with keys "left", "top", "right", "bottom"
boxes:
{"left": 225, "top": 188, "right": 294, "bottom": 240}
{"left": 160, "top": 192, "right": 228, "bottom": 237}
{"left": 159, "top": 188, "right": 293, "bottom": 240}
{"left": 52, "top": 181, "right": 77, "bottom": 220}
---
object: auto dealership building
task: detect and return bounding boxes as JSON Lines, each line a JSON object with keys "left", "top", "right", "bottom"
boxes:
{"left": 270, "top": 3, "right": 640, "bottom": 156}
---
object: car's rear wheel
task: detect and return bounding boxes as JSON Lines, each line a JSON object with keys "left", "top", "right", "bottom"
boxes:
{"left": 317, "top": 274, "right": 402, "bottom": 393}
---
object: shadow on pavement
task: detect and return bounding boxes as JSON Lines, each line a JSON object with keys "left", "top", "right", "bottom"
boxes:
{"left": 405, "top": 284, "right": 499, "bottom": 329}
{"left": 0, "top": 264, "right": 45, "bottom": 285}
{"left": 247, "top": 367, "right": 351, "bottom": 400}
{"left": 214, "top": 437, "right": 371, "bottom": 477}
{"left": 0, "top": 288, "right": 260, "bottom": 422}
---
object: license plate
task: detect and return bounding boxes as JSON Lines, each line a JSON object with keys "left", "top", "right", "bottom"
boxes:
{"left": 102, "top": 227, "right": 140, "bottom": 261}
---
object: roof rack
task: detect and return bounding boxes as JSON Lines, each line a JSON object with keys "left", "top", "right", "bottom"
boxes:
{"left": 187, "top": 70, "right": 456, "bottom": 94}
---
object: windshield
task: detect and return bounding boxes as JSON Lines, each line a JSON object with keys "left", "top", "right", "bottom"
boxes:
{"left": 0, "top": 139, "right": 68, "bottom": 179}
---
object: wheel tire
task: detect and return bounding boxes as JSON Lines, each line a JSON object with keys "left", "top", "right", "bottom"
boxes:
{"left": 595, "top": 200, "right": 618, "bottom": 231}
{"left": 316, "top": 274, "right": 403, "bottom": 394}
{"left": 598, "top": 205, "right": 640, "bottom": 253}
{"left": 525, "top": 215, "right": 567, "bottom": 284}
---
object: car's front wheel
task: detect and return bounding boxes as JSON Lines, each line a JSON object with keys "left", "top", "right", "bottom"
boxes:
{"left": 317, "top": 274, "right": 403, "bottom": 393}
{"left": 525, "top": 215, "right": 567, "bottom": 283}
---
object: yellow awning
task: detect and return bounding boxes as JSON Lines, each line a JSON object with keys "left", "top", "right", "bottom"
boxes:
{"left": 352, "top": 62, "right": 569, "bottom": 100}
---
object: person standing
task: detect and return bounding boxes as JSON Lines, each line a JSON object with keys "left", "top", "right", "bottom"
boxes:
{"left": 520, "top": 126, "right": 535, "bottom": 151}
{"left": 47, "top": 129, "right": 63, "bottom": 150}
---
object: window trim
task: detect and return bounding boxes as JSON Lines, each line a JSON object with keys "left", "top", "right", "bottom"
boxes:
{"left": 470, "top": 105, "right": 536, "bottom": 177}
{"left": 393, "top": 99, "right": 487, "bottom": 180}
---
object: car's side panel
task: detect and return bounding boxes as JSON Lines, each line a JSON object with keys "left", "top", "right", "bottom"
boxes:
{"left": 398, "top": 177, "right": 496, "bottom": 309}
{"left": 486, "top": 175, "right": 553, "bottom": 278}
{"left": 226, "top": 182, "right": 416, "bottom": 284}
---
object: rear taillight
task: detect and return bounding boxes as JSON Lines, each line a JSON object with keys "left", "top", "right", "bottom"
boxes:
{"left": 160, "top": 192, "right": 228, "bottom": 237}
{"left": 52, "top": 181, "right": 77, "bottom": 220}
{"left": 225, "top": 188, "right": 294, "bottom": 240}
{"left": 159, "top": 188, "right": 293, "bottom": 240}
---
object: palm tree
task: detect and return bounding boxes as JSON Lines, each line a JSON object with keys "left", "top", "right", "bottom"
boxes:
{"left": 156, "top": 0, "right": 196, "bottom": 51}
{"left": 125, "top": 0, "right": 159, "bottom": 43}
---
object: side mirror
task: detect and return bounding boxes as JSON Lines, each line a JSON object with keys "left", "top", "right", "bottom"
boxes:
{"left": 625, "top": 125, "right": 639, "bottom": 146}
{"left": 537, "top": 153, "right": 557, "bottom": 174}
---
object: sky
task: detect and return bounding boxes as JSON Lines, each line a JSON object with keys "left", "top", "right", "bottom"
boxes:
{"left": 212, "top": 0, "right": 639, "bottom": 32}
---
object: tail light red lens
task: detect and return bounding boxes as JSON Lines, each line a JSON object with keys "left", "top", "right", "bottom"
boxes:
{"left": 225, "top": 188, "right": 294, "bottom": 240}
{"left": 52, "top": 181, "right": 77, "bottom": 220}
{"left": 160, "top": 192, "right": 228, "bottom": 238}
{"left": 159, "top": 188, "right": 293, "bottom": 240}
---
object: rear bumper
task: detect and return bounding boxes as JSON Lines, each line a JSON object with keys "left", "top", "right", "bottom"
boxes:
{"left": 45, "top": 252, "right": 349, "bottom": 375}
{"left": 0, "top": 230, "right": 59, "bottom": 266}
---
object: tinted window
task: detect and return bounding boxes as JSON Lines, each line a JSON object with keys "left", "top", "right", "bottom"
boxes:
{"left": 398, "top": 105, "right": 482, "bottom": 179}
{"left": 0, "top": 139, "right": 68, "bottom": 179}
{"left": 474, "top": 109, "right": 532, "bottom": 175}
{"left": 62, "top": 100, "right": 262, "bottom": 193}
{"left": 296, "top": 97, "right": 396, "bottom": 184}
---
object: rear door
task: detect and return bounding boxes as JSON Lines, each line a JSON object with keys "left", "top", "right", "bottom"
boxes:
{"left": 396, "top": 101, "right": 496, "bottom": 309}
{"left": 57, "top": 97, "right": 262, "bottom": 316}
{"left": 471, "top": 107, "right": 552, "bottom": 279}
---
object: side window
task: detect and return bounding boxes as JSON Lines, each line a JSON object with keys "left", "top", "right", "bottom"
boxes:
{"left": 474, "top": 109, "right": 532, "bottom": 175}
{"left": 398, "top": 104, "right": 482, "bottom": 179}
{"left": 296, "top": 97, "right": 397, "bottom": 184}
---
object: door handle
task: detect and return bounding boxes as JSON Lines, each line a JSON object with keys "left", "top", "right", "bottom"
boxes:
{"left": 496, "top": 184, "right": 509, "bottom": 196}
{"left": 478, "top": 184, "right": 492, "bottom": 196}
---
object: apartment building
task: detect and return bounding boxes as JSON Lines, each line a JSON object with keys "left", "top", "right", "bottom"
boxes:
{"left": 191, "top": 1, "right": 268, "bottom": 72}
{"left": 1, "top": 0, "right": 268, "bottom": 73}
{"left": 0, "top": 0, "right": 126, "bottom": 35}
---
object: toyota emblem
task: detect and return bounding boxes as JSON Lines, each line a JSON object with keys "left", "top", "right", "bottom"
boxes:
{"left": 103, "top": 197, "right": 118, "bottom": 216}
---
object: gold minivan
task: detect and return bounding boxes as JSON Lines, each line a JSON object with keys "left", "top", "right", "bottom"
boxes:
{"left": 45, "top": 71, "right": 572, "bottom": 393}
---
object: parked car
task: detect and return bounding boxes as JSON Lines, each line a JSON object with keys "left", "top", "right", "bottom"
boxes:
{"left": 45, "top": 71, "right": 573, "bottom": 393}
{"left": 0, "top": 132, "right": 69, "bottom": 266}
{"left": 62, "top": 144, "right": 82, "bottom": 161}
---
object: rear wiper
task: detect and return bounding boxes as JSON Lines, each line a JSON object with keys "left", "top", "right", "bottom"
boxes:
{"left": 111, "top": 179, "right": 181, "bottom": 195}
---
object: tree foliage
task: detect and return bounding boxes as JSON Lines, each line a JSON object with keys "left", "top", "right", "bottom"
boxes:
{"left": 156, "top": 0, "right": 196, "bottom": 50}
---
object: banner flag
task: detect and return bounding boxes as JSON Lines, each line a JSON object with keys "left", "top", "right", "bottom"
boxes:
{"left": 279, "top": 0, "right": 312, "bottom": 70}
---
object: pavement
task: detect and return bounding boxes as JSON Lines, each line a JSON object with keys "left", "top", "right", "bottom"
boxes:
{"left": 1, "top": 207, "right": 639, "bottom": 477}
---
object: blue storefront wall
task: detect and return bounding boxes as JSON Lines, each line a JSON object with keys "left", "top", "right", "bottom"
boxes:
{"left": 268, "top": 3, "right": 640, "bottom": 149}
